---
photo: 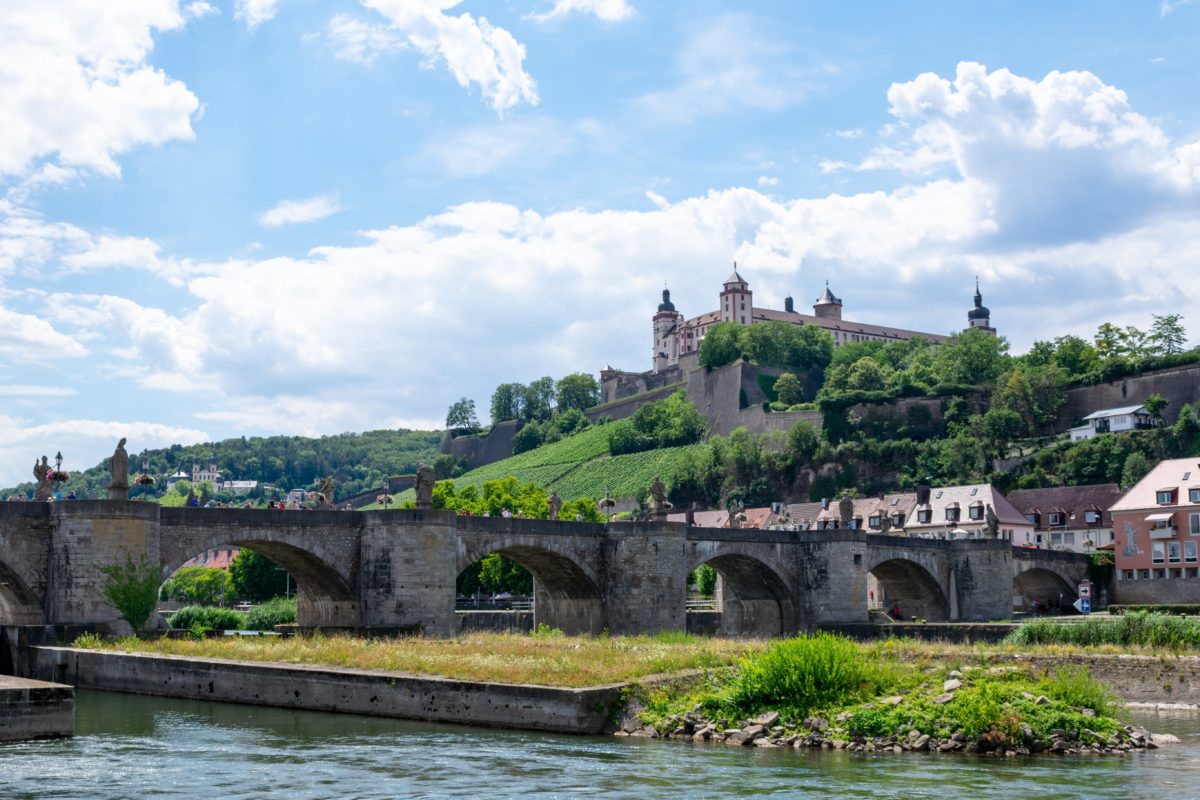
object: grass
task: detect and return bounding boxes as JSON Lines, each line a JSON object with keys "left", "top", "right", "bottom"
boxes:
{"left": 72, "top": 631, "right": 756, "bottom": 688}
{"left": 1004, "top": 611, "right": 1200, "bottom": 651}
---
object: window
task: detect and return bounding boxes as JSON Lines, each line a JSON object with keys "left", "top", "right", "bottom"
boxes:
{"left": 1064, "top": 532, "right": 1075, "bottom": 546}
{"left": 1140, "top": 569, "right": 1151, "bottom": 580}
{"left": 1122, "top": 569, "right": 1135, "bottom": 580}
{"left": 935, "top": 490, "right": 943, "bottom": 499}
{"left": 1169, "top": 541, "right": 1182, "bottom": 563}
{"left": 1155, "top": 568, "right": 1167, "bottom": 579}
{"left": 892, "top": 513, "right": 905, "bottom": 527}
{"left": 1084, "top": 510, "right": 1100, "bottom": 525}
{"left": 1025, "top": 513, "right": 1038, "bottom": 524}
{"left": 1153, "top": 541, "right": 1165, "bottom": 564}
{"left": 868, "top": 515, "right": 882, "bottom": 529}
{"left": 1191, "top": 513, "right": 1200, "bottom": 535}
{"left": 1157, "top": 489, "right": 1176, "bottom": 505}
{"left": 1049, "top": 512, "right": 1063, "bottom": 526}
{"left": 1153, "top": 518, "right": 1173, "bottom": 530}
{"left": 1186, "top": 540, "right": 1198, "bottom": 563}
{"left": 969, "top": 505, "right": 984, "bottom": 520}
{"left": 917, "top": 509, "right": 931, "bottom": 523}
{"left": 1190, "top": 488, "right": 1200, "bottom": 503}
{"left": 946, "top": 507, "right": 960, "bottom": 522}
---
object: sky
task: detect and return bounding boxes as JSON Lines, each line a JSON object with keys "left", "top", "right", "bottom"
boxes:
{"left": 3, "top": 0, "right": 1200, "bottom": 487}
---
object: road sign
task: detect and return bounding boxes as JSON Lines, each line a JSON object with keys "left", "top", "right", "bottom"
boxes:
{"left": 1078, "top": 582, "right": 1092, "bottom": 598}
{"left": 1073, "top": 597, "right": 1091, "bottom": 614}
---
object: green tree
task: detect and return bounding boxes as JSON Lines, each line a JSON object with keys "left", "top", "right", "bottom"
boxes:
{"left": 490, "top": 383, "right": 525, "bottom": 423}
{"left": 1121, "top": 451, "right": 1151, "bottom": 489}
{"left": 445, "top": 397, "right": 480, "bottom": 434}
{"left": 845, "top": 357, "right": 890, "bottom": 391}
{"left": 1050, "top": 335, "right": 1100, "bottom": 377}
{"left": 477, "top": 553, "right": 534, "bottom": 595}
{"left": 932, "top": 328, "right": 1011, "bottom": 386}
{"left": 555, "top": 372, "right": 600, "bottom": 412}
{"left": 1094, "top": 322, "right": 1126, "bottom": 361}
{"left": 1150, "top": 314, "right": 1187, "bottom": 356}
{"left": 433, "top": 453, "right": 468, "bottom": 480}
{"left": 787, "top": 419, "right": 821, "bottom": 465}
{"left": 977, "top": 407, "right": 1023, "bottom": 460}
{"left": 689, "top": 564, "right": 718, "bottom": 596}
{"left": 1144, "top": 393, "right": 1169, "bottom": 424}
{"left": 697, "top": 322, "right": 742, "bottom": 369}
{"left": 773, "top": 372, "right": 803, "bottom": 405}
{"left": 522, "top": 377, "right": 556, "bottom": 422}
{"left": 100, "top": 550, "right": 161, "bottom": 633}
{"left": 160, "top": 566, "right": 234, "bottom": 605}
{"left": 229, "top": 549, "right": 290, "bottom": 602}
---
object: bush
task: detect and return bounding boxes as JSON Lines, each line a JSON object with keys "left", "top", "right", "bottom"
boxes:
{"left": 100, "top": 551, "right": 162, "bottom": 634}
{"left": 243, "top": 596, "right": 298, "bottom": 630}
{"left": 167, "top": 605, "right": 243, "bottom": 632}
{"left": 1108, "top": 604, "right": 1200, "bottom": 616}
{"left": 720, "top": 633, "right": 900, "bottom": 720}
{"left": 1005, "top": 611, "right": 1200, "bottom": 650}
{"left": 1039, "top": 666, "right": 1121, "bottom": 718}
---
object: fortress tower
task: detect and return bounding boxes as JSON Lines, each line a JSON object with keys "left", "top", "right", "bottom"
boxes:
{"left": 966, "top": 278, "right": 996, "bottom": 335}
{"left": 652, "top": 288, "right": 683, "bottom": 372}
{"left": 719, "top": 265, "right": 753, "bottom": 324}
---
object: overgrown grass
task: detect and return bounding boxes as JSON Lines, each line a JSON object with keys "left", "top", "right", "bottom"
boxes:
{"left": 71, "top": 631, "right": 755, "bottom": 688}
{"left": 243, "top": 597, "right": 297, "bottom": 631}
{"left": 166, "top": 605, "right": 244, "bottom": 632}
{"left": 1005, "top": 611, "right": 1200, "bottom": 650}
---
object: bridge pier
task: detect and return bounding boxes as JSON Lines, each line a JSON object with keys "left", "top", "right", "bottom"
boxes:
{"left": 360, "top": 510, "right": 457, "bottom": 635}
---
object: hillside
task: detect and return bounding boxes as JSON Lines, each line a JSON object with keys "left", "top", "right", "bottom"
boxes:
{"left": 381, "top": 423, "right": 706, "bottom": 504}
{"left": 2, "top": 429, "right": 443, "bottom": 501}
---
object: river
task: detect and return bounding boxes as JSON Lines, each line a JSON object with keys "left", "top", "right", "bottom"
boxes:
{"left": 1, "top": 692, "right": 1197, "bottom": 799}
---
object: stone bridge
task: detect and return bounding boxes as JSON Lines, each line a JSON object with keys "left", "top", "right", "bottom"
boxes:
{"left": 0, "top": 502, "right": 1089, "bottom": 637}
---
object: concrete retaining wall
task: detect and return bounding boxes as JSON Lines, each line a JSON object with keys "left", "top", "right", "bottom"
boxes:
{"left": 32, "top": 646, "right": 622, "bottom": 734}
{"left": 0, "top": 675, "right": 74, "bottom": 740}
{"left": 1010, "top": 653, "right": 1200, "bottom": 704}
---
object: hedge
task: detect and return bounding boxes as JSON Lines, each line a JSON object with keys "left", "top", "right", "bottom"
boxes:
{"left": 1108, "top": 604, "right": 1200, "bottom": 616}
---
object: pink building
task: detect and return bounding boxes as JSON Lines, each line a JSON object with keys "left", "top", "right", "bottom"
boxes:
{"left": 1110, "top": 457, "right": 1200, "bottom": 603}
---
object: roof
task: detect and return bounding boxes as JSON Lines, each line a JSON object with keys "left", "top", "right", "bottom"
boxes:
{"left": 752, "top": 308, "right": 948, "bottom": 344}
{"left": 785, "top": 502, "right": 825, "bottom": 527}
{"left": 905, "top": 484, "right": 1030, "bottom": 529}
{"left": 1005, "top": 483, "right": 1123, "bottom": 530}
{"left": 816, "top": 284, "right": 841, "bottom": 305}
{"left": 815, "top": 493, "right": 917, "bottom": 525}
{"left": 724, "top": 268, "right": 746, "bottom": 286}
{"left": 667, "top": 509, "right": 729, "bottom": 528}
{"left": 1082, "top": 405, "right": 1147, "bottom": 420}
{"left": 1110, "top": 457, "right": 1200, "bottom": 512}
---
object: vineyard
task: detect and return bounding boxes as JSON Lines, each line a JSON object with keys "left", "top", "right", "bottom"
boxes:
{"left": 379, "top": 422, "right": 706, "bottom": 504}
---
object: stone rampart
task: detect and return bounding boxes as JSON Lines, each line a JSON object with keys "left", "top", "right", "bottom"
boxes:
{"left": 1058, "top": 361, "right": 1200, "bottom": 429}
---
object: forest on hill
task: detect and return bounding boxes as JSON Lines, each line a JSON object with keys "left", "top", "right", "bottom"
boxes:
{"left": 2, "top": 429, "right": 443, "bottom": 501}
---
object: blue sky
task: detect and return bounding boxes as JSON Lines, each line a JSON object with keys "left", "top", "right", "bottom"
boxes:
{"left": 3, "top": 0, "right": 1200, "bottom": 486}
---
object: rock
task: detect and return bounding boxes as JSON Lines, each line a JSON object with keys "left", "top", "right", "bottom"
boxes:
{"left": 672, "top": 727, "right": 687, "bottom": 737}
{"left": 938, "top": 740, "right": 962, "bottom": 752}
{"left": 738, "top": 724, "right": 766, "bottom": 745}
{"left": 1151, "top": 733, "right": 1181, "bottom": 746}
{"left": 834, "top": 711, "right": 853, "bottom": 724}
{"left": 807, "top": 716, "right": 830, "bottom": 731}
{"left": 932, "top": 692, "right": 955, "bottom": 705}
{"left": 753, "top": 738, "right": 778, "bottom": 748}
{"left": 751, "top": 711, "right": 780, "bottom": 728}
{"left": 943, "top": 678, "right": 962, "bottom": 692}
{"left": 913, "top": 735, "right": 930, "bottom": 752}
{"left": 951, "top": 733, "right": 968, "bottom": 743}
{"left": 880, "top": 695, "right": 904, "bottom": 706}
{"left": 692, "top": 724, "right": 715, "bottom": 741}
{"left": 893, "top": 745, "right": 903, "bottom": 754}
{"left": 832, "top": 740, "right": 847, "bottom": 749}
{"left": 949, "top": 670, "right": 963, "bottom": 678}
{"left": 1034, "top": 695, "right": 1049, "bottom": 705}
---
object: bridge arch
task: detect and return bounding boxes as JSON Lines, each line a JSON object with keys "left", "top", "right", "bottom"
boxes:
{"left": 161, "top": 535, "right": 359, "bottom": 629}
{"left": 458, "top": 538, "right": 604, "bottom": 635}
{"left": 0, "top": 558, "right": 42, "bottom": 625}
{"left": 685, "top": 548, "right": 796, "bottom": 637}
{"left": 869, "top": 557, "right": 949, "bottom": 622}
{"left": 1012, "top": 567, "right": 1078, "bottom": 613}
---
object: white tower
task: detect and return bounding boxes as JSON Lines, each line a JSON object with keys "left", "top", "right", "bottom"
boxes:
{"left": 652, "top": 287, "right": 683, "bottom": 372}
{"left": 719, "top": 264, "right": 753, "bottom": 325}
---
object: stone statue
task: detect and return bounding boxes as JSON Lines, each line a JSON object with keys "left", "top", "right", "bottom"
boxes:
{"left": 107, "top": 437, "right": 129, "bottom": 500}
{"left": 838, "top": 494, "right": 855, "bottom": 529}
{"left": 985, "top": 504, "right": 1000, "bottom": 538}
{"left": 685, "top": 502, "right": 696, "bottom": 527}
{"left": 879, "top": 513, "right": 892, "bottom": 534}
{"left": 318, "top": 475, "right": 335, "bottom": 510}
{"left": 33, "top": 456, "right": 52, "bottom": 501}
{"left": 648, "top": 476, "right": 672, "bottom": 519}
{"left": 728, "top": 499, "right": 745, "bottom": 529}
{"left": 414, "top": 465, "right": 436, "bottom": 509}
{"left": 547, "top": 492, "right": 563, "bottom": 521}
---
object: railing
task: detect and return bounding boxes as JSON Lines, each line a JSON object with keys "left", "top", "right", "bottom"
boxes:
{"left": 1149, "top": 528, "right": 1177, "bottom": 540}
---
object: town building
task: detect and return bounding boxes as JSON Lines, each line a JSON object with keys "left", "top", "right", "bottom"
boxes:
{"left": 192, "top": 461, "right": 223, "bottom": 486}
{"left": 650, "top": 268, "right": 994, "bottom": 373}
{"left": 1005, "top": 484, "right": 1124, "bottom": 552}
{"left": 1068, "top": 404, "right": 1158, "bottom": 442}
{"left": 1109, "top": 457, "right": 1200, "bottom": 603}
{"left": 811, "top": 484, "right": 1033, "bottom": 541}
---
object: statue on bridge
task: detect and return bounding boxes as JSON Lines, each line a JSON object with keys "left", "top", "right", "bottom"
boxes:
{"left": 107, "top": 438, "right": 129, "bottom": 500}
{"left": 414, "top": 465, "right": 436, "bottom": 509}
{"left": 648, "top": 476, "right": 672, "bottom": 520}
{"left": 33, "top": 456, "right": 52, "bottom": 501}
{"left": 985, "top": 504, "right": 1000, "bottom": 538}
{"left": 838, "top": 493, "right": 855, "bottom": 529}
{"left": 547, "top": 492, "right": 562, "bottom": 520}
{"left": 317, "top": 475, "right": 335, "bottom": 510}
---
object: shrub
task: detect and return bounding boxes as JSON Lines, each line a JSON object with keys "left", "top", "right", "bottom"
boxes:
{"left": 1108, "top": 604, "right": 1200, "bottom": 616}
{"left": 1039, "top": 666, "right": 1121, "bottom": 718}
{"left": 100, "top": 551, "right": 162, "bottom": 634}
{"left": 243, "top": 596, "right": 297, "bottom": 631}
{"left": 1005, "top": 611, "right": 1200, "bottom": 650}
{"left": 167, "top": 605, "right": 243, "bottom": 632}
{"left": 71, "top": 632, "right": 104, "bottom": 649}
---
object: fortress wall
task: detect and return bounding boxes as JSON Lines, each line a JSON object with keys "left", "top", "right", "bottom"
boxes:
{"left": 1057, "top": 362, "right": 1200, "bottom": 429}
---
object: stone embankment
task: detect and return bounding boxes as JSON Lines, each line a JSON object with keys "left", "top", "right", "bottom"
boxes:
{"left": 0, "top": 675, "right": 74, "bottom": 741}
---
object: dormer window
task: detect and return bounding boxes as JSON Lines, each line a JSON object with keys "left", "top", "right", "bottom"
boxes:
{"left": 1025, "top": 513, "right": 1039, "bottom": 525}
{"left": 945, "top": 506, "right": 960, "bottom": 523}
{"left": 1157, "top": 489, "right": 1177, "bottom": 505}
{"left": 892, "top": 512, "right": 905, "bottom": 527}
{"left": 1048, "top": 512, "right": 1064, "bottom": 526}
{"left": 1190, "top": 488, "right": 1200, "bottom": 503}
{"left": 969, "top": 504, "right": 984, "bottom": 521}
{"left": 868, "top": 515, "right": 882, "bottom": 529}
{"left": 1084, "top": 510, "right": 1101, "bottom": 525}
{"left": 917, "top": 509, "right": 931, "bottom": 524}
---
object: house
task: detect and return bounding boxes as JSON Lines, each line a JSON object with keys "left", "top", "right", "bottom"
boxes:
{"left": 807, "top": 484, "right": 1033, "bottom": 541}
{"left": 165, "top": 470, "right": 190, "bottom": 487}
{"left": 1109, "top": 457, "right": 1200, "bottom": 603}
{"left": 814, "top": 492, "right": 917, "bottom": 532}
{"left": 222, "top": 480, "right": 259, "bottom": 495}
{"left": 1069, "top": 404, "right": 1157, "bottom": 441}
{"left": 1005, "top": 483, "right": 1124, "bottom": 552}
{"left": 181, "top": 547, "right": 240, "bottom": 570}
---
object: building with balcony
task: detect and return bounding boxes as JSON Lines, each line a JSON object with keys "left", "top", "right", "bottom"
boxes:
{"left": 1068, "top": 404, "right": 1158, "bottom": 442}
{"left": 1110, "top": 457, "right": 1200, "bottom": 603}
{"left": 1005, "top": 483, "right": 1123, "bottom": 553}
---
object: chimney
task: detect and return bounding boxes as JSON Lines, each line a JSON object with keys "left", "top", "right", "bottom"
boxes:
{"left": 784, "top": 296, "right": 795, "bottom": 313}
{"left": 916, "top": 484, "right": 931, "bottom": 505}
{"left": 821, "top": 497, "right": 830, "bottom": 510}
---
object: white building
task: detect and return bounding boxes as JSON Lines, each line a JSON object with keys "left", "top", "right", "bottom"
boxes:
{"left": 1069, "top": 404, "right": 1157, "bottom": 441}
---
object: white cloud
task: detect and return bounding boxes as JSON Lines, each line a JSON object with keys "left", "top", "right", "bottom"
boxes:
{"left": 257, "top": 194, "right": 341, "bottom": 227}
{"left": 184, "top": 2, "right": 219, "bottom": 20}
{"left": 234, "top": 0, "right": 282, "bottom": 30}
{"left": 757, "top": 175, "right": 780, "bottom": 188}
{"left": 0, "top": 1, "right": 200, "bottom": 180}
{"left": 1161, "top": 0, "right": 1195, "bottom": 15}
{"left": 528, "top": 0, "right": 635, "bottom": 23}
{"left": 831, "top": 128, "right": 864, "bottom": 139}
{"left": 0, "top": 416, "right": 209, "bottom": 488}
{"left": 0, "top": 305, "right": 89, "bottom": 361}
{"left": 328, "top": 1, "right": 538, "bottom": 113}
{"left": 637, "top": 15, "right": 838, "bottom": 123}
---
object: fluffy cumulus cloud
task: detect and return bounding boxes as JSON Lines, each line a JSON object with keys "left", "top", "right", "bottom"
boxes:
{"left": 234, "top": 0, "right": 282, "bottom": 30}
{"left": 528, "top": 0, "right": 636, "bottom": 23}
{"left": 0, "top": 1, "right": 200, "bottom": 180}
{"left": 326, "top": 0, "right": 538, "bottom": 113}
{"left": 257, "top": 194, "right": 341, "bottom": 227}
{"left": 0, "top": 417, "right": 209, "bottom": 488}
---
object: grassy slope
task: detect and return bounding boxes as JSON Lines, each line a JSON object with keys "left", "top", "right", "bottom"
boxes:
{"left": 388, "top": 424, "right": 706, "bottom": 503}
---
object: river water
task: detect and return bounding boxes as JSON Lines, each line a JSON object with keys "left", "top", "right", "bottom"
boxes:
{"left": 1, "top": 692, "right": 1197, "bottom": 799}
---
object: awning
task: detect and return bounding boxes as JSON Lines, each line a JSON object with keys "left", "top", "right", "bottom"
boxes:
{"left": 1145, "top": 512, "right": 1175, "bottom": 522}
